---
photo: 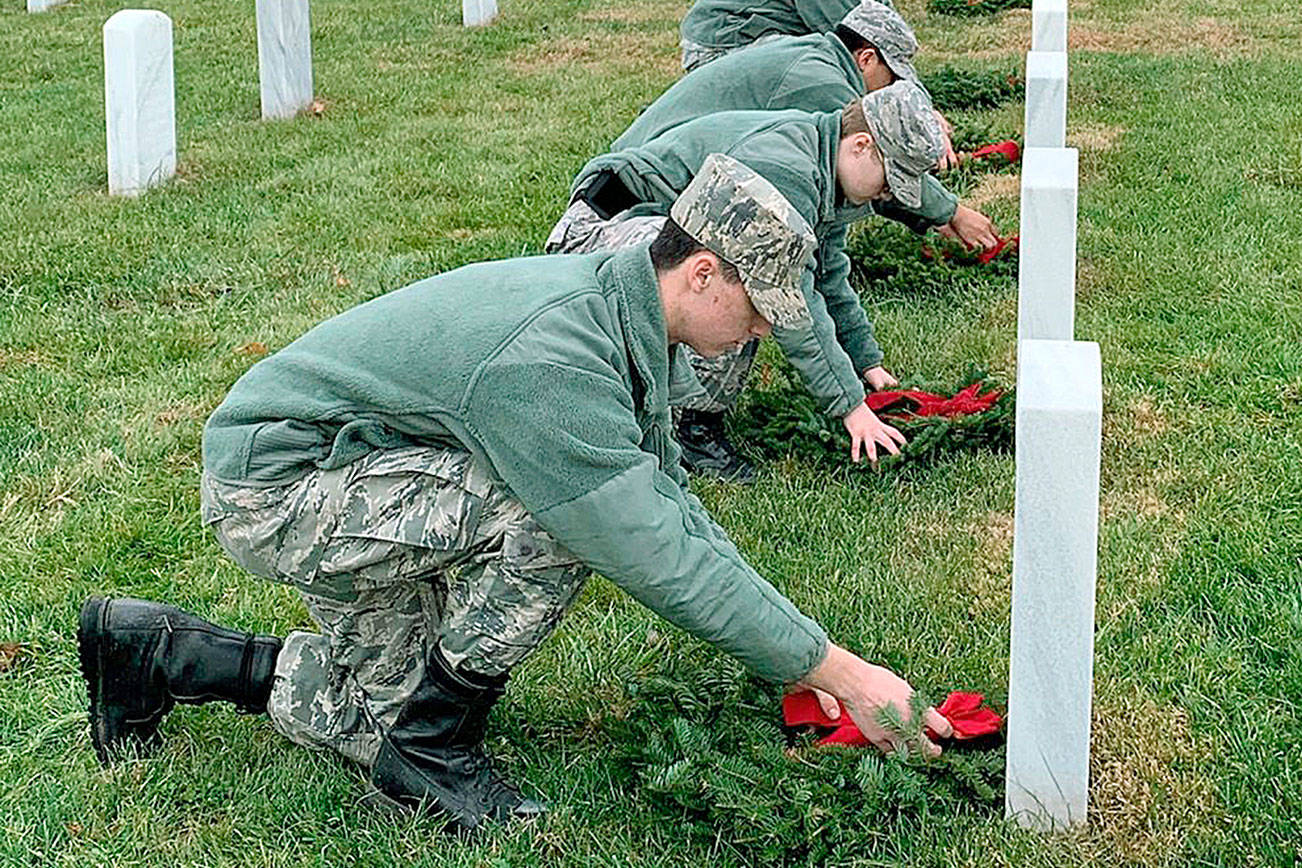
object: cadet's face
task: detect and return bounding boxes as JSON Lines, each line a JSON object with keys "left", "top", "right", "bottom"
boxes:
{"left": 681, "top": 256, "right": 773, "bottom": 358}
{"left": 836, "top": 133, "right": 890, "bottom": 206}
{"left": 858, "top": 50, "right": 897, "bottom": 92}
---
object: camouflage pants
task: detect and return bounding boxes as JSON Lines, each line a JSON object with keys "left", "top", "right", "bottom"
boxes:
{"left": 679, "top": 38, "right": 730, "bottom": 73}
{"left": 680, "top": 33, "right": 787, "bottom": 73}
{"left": 544, "top": 199, "right": 667, "bottom": 255}
{"left": 546, "top": 199, "right": 755, "bottom": 414}
{"left": 675, "top": 340, "right": 758, "bottom": 413}
{"left": 201, "top": 447, "right": 587, "bottom": 768}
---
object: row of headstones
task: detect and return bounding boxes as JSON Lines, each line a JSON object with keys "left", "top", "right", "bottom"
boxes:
{"left": 41, "top": 0, "right": 499, "bottom": 195}
{"left": 1006, "top": 0, "right": 1102, "bottom": 834}
{"left": 29, "top": 0, "right": 500, "bottom": 22}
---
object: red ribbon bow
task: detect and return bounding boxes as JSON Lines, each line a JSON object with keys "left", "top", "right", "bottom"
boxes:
{"left": 865, "top": 382, "right": 1003, "bottom": 418}
{"left": 782, "top": 690, "right": 1003, "bottom": 746}
{"left": 967, "top": 140, "right": 1021, "bottom": 164}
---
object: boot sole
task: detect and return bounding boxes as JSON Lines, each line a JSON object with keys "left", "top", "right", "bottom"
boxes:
{"left": 77, "top": 597, "right": 112, "bottom": 765}
{"left": 77, "top": 597, "right": 162, "bottom": 765}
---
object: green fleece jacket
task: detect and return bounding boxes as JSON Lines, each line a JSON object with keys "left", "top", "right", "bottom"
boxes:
{"left": 203, "top": 247, "right": 828, "bottom": 683}
{"left": 614, "top": 32, "right": 956, "bottom": 232}
{"left": 680, "top": 0, "right": 891, "bottom": 50}
{"left": 575, "top": 109, "right": 901, "bottom": 416}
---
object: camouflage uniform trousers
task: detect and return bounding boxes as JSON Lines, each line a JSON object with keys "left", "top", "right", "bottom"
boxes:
{"left": 680, "top": 33, "right": 788, "bottom": 73}
{"left": 545, "top": 198, "right": 757, "bottom": 415}
{"left": 544, "top": 198, "right": 667, "bottom": 255}
{"left": 200, "top": 446, "right": 588, "bottom": 769}
{"left": 679, "top": 38, "right": 731, "bottom": 73}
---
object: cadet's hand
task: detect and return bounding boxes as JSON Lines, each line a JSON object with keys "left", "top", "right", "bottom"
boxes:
{"left": 939, "top": 205, "right": 999, "bottom": 250}
{"left": 862, "top": 366, "right": 899, "bottom": 391}
{"left": 788, "top": 683, "right": 841, "bottom": 720}
{"left": 933, "top": 110, "right": 960, "bottom": 172}
{"left": 842, "top": 403, "right": 907, "bottom": 463}
{"left": 803, "top": 643, "right": 952, "bottom": 756}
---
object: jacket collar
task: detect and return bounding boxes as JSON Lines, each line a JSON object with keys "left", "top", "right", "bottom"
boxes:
{"left": 819, "top": 31, "right": 866, "bottom": 95}
{"left": 604, "top": 244, "right": 705, "bottom": 412}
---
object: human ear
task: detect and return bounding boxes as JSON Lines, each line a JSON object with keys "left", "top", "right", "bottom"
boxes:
{"left": 689, "top": 251, "right": 717, "bottom": 293}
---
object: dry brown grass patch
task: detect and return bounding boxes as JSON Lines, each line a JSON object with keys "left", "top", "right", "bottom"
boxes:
{"left": 508, "top": 34, "right": 679, "bottom": 76}
{"left": 1088, "top": 691, "right": 1220, "bottom": 861}
{"left": 1070, "top": 16, "right": 1249, "bottom": 59}
{"left": 966, "top": 510, "right": 1012, "bottom": 616}
{"left": 1068, "top": 123, "right": 1125, "bottom": 152}
{"left": 0, "top": 347, "right": 51, "bottom": 369}
{"left": 965, "top": 173, "right": 1020, "bottom": 211}
{"left": 923, "top": 10, "right": 1031, "bottom": 62}
{"left": 1128, "top": 396, "right": 1171, "bottom": 438}
{"left": 154, "top": 402, "right": 207, "bottom": 427}
{"left": 578, "top": 0, "right": 680, "bottom": 25}
{"left": 1100, "top": 484, "right": 1176, "bottom": 523}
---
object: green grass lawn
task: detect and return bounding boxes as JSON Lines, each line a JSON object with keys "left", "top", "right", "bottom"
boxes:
{"left": 2, "top": 0, "right": 1300, "bottom": 864}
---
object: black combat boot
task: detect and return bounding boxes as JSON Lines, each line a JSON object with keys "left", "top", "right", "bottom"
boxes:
{"left": 676, "top": 409, "right": 755, "bottom": 483}
{"left": 77, "top": 597, "right": 282, "bottom": 764}
{"left": 370, "top": 647, "right": 544, "bottom": 831}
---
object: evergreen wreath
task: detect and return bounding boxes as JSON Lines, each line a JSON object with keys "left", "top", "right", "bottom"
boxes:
{"left": 918, "top": 66, "right": 1024, "bottom": 112}
{"left": 927, "top": 0, "right": 1032, "bottom": 17}
{"left": 609, "top": 663, "right": 1004, "bottom": 867}
{"left": 731, "top": 362, "right": 1015, "bottom": 472}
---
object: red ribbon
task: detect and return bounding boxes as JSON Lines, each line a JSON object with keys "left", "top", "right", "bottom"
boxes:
{"left": 865, "top": 381, "right": 1003, "bottom": 418}
{"left": 782, "top": 690, "right": 1003, "bottom": 746}
{"left": 920, "top": 234, "right": 1018, "bottom": 266}
{"left": 967, "top": 140, "right": 1021, "bottom": 164}
{"left": 976, "top": 234, "right": 1018, "bottom": 264}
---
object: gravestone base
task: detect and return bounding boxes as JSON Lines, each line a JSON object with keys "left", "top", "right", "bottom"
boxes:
{"left": 104, "top": 9, "right": 176, "bottom": 196}
{"left": 257, "top": 0, "right": 314, "bottom": 120}
{"left": 1006, "top": 339, "right": 1101, "bottom": 831}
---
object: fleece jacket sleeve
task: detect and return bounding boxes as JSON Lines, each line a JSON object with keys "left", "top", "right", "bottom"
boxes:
{"left": 874, "top": 174, "right": 959, "bottom": 233}
{"left": 815, "top": 222, "right": 882, "bottom": 372}
{"left": 772, "top": 265, "right": 868, "bottom": 419}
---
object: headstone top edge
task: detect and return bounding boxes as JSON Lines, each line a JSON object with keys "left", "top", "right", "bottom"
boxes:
{"left": 104, "top": 8, "right": 172, "bottom": 30}
{"left": 1022, "top": 147, "right": 1080, "bottom": 178}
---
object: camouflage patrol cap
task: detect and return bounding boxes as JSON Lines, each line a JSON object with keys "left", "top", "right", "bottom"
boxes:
{"left": 860, "top": 81, "right": 943, "bottom": 210}
{"left": 670, "top": 153, "right": 815, "bottom": 329}
{"left": 838, "top": 0, "right": 920, "bottom": 85}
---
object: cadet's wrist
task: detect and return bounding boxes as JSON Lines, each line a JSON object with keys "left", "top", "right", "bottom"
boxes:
{"left": 801, "top": 642, "right": 867, "bottom": 698}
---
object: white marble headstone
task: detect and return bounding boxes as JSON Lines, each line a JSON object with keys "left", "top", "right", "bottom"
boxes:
{"left": 462, "top": 0, "right": 497, "bottom": 26}
{"left": 1018, "top": 147, "right": 1079, "bottom": 343}
{"left": 257, "top": 0, "right": 314, "bottom": 120}
{"left": 28, "top": 0, "right": 69, "bottom": 12}
{"left": 1024, "top": 51, "right": 1068, "bottom": 148}
{"left": 1031, "top": 0, "right": 1067, "bottom": 52}
{"left": 1006, "top": 338, "right": 1101, "bottom": 831}
{"left": 104, "top": 10, "right": 176, "bottom": 197}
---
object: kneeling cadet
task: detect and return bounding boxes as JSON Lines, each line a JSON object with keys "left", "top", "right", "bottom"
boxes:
{"left": 550, "top": 82, "right": 963, "bottom": 481}
{"left": 78, "top": 155, "right": 954, "bottom": 832}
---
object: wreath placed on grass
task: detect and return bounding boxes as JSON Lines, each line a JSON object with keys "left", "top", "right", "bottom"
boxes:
{"left": 731, "top": 364, "right": 1015, "bottom": 472}
{"left": 610, "top": 665, "right": 1004, "bottom": 868}
{"left": 928, "top": 0, "right": 1031, "bottom": 17}
{"left": 919, "top": 66, "right": 1024, "bottom": 112}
